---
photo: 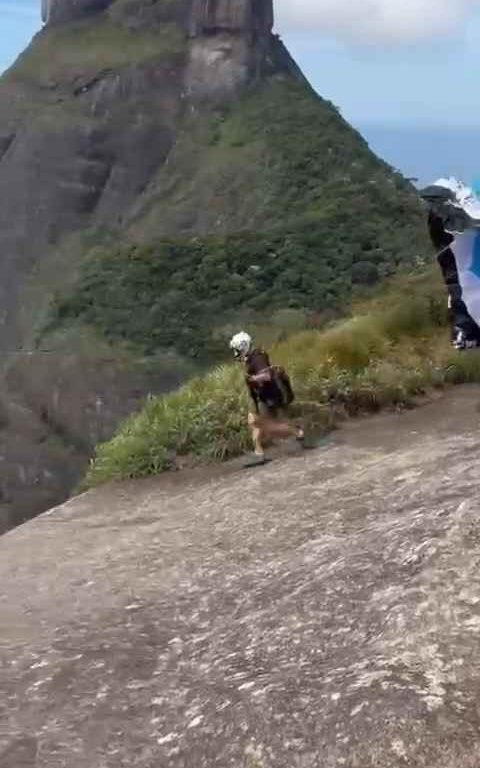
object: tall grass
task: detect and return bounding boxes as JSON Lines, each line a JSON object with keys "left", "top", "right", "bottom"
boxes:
{"left": 84, "top": 267, "right": 480, "bottom": 488}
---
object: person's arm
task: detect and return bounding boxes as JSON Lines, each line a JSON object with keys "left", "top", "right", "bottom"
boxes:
{"left": 428, "top": 211, "right": 453, "bottom": 250}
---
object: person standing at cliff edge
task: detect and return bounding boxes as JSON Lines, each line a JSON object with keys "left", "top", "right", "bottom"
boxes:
{"left": 229, "top": 332, "right": 310, "bottom": 466}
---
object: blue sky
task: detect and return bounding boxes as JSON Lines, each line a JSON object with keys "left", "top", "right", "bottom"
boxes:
{"left": 0, "top": 0, "right": 39, "bottom": 73}
{"left": 1, "top": 0, "right": 479, "bottom": 182}
{"left": 287, "top": 30, "right": 480, "bottom": 129}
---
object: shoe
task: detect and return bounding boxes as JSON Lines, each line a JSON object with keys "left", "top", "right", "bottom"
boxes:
{"left": 453, "top": 330, "right": 479, "bottom": 351}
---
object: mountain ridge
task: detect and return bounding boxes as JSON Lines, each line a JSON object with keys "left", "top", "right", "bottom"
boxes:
{"left": 0, "top": 0, "right": 429, "bottom": 531}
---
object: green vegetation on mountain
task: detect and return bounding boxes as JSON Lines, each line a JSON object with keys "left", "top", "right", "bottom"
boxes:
{"left": 39, "top": 80, "right": 428, "bottom": 361}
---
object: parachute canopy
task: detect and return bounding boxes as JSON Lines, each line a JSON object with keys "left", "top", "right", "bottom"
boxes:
{"left": 421, "top": 177, "right": 480, "bottom": 233}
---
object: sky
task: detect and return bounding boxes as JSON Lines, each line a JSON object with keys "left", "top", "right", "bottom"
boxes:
{"left": 1, "top": 0, "right": 480, "bottom": 182}
{"left": 0, "top": 0, "right": 39, "bottom": 74}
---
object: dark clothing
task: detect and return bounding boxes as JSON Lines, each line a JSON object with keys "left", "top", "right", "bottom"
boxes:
{"left": 245, "top": 349, "right": 272, "bottom": 377}
{"left": 428, "top": 211, "right": 453, "bottom": 250}
{"left": 242, "top": 348, "right": 302, "bottom": 456}
{"left": 244, "top": 349, "right": 294, "bottom": 414}
{"left": 427, "top": 212, "right": 480, "bottom": 346}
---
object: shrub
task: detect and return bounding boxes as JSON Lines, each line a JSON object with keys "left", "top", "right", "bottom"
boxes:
{"left": 83, "top": 265, "right": 478, "bottom": 489}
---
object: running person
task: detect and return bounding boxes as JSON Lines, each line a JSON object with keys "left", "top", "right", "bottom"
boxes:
{"left": 229, "top": 332, "right": 306, "bottom": 464}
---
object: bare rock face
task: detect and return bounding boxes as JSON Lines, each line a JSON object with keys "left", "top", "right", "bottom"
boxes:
{"left": 185, "top": 0, "right": 276, "bottom": 98}
{"left": 42, "top": 0, "right": 273, "bottom": 32}
{"left": 2, "top": 388, "right": 480, "bottom": 766}
{"left": 188, "top": 0, "right": 274, "bottom": 35}
{"left": 41, "top": 0, "right": 114, "bottom": 24}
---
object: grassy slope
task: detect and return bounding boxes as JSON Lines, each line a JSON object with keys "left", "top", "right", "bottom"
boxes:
{"left": 83, "top": 265, "right": 480, "bottom": 488}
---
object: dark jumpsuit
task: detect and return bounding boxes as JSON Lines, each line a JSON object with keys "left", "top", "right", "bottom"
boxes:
{"left": 245, "top": 349, "right": 287, "bottom": 417}
{"left": 428, "top": 211, "right": 480, "bottom": 346}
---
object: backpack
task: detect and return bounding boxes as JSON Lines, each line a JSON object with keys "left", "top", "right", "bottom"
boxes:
{"left": 272, "top": 366, "right": 295, "bottom": 407}
{"left": 245, "top": 349, "right": 295, "bottom": 410}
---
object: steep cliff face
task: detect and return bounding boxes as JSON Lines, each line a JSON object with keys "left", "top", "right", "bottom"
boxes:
{"left": 42, "top": 0, "right": 113, "bottom": 24}
{"left": 0, "top": 0, "right": 429, "bottom": 532}
{"left": 43, "top": 0, "right": 273, "bottom": 32}
{"left": 189, "top": 0, "right": 273, "bottom": 34}
{"left": 1, "top": 0, "right": 284, "bottom": 350}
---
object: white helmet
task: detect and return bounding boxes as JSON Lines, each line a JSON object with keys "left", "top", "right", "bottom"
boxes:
{"left": 229, "top": 331, "right": 252, "bottom": 358}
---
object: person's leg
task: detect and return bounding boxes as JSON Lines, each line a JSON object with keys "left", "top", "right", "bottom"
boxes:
{"left": 248, "top": 411, "right": 266, "bottom": 458}
{"left": 263, "top": 418, "right": 303, "bottom": 441}
{"left": 247, "top": 405, "right": 307, "bottom": 463}
{"left": 260, "top": 407, "right": 305, "bottom": 443}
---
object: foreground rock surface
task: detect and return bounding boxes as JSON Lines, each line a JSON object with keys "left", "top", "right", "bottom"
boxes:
{"left": 2, "top": 386, "right": 480, "bottom": 767}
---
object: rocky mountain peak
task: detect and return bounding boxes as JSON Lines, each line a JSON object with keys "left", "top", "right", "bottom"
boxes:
{"left": 41, "top": 0, "right": 274, "bottom": 37}
{"left": 41, "top": 0, "right": 113, "bottom": 24}
{"left": 189, "top": 0, "right": 274, "bottom": 36}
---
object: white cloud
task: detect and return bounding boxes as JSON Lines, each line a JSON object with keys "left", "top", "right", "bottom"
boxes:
{"left": 275, "top": 0, "right": 480, "bottom": 45}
